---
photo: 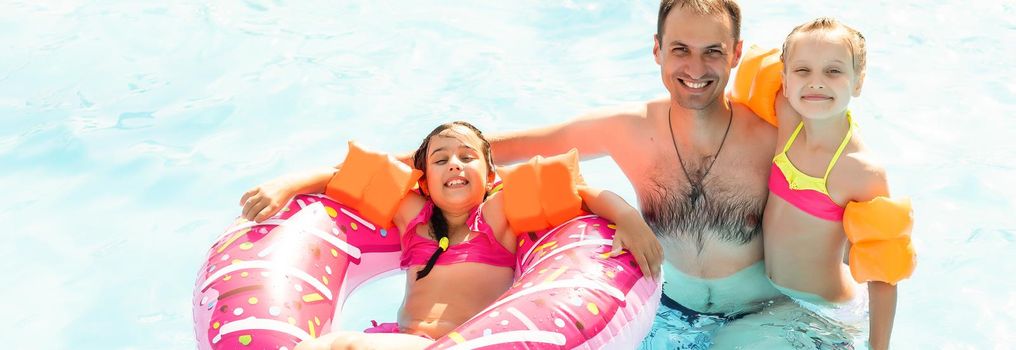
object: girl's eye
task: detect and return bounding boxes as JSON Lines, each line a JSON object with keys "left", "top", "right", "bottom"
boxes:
{"left": 434, "top": 159, "right": 447, "bottom": 165}
{"left": 828, "top": 69, "right": 842, "bottom": 74}
{"left": 795, "top": 68, "right": 810, "bottom": 73}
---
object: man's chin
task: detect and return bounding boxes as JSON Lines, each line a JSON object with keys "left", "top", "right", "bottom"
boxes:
{"left": 674, "top": 95, "right": 718, "bottom": 111}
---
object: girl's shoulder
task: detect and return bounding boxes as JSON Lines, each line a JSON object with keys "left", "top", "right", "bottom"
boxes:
{"left": 479, "top": 191, "right": 514, "bottom": 241}
{"left": 393, "top": 191, "right": 428, "bottom": 234}
{"left": 836, "top": 144, "right": 890, "bottom": 203}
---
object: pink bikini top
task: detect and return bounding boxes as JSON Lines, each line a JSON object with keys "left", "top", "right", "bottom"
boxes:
{"left": 768, "top": 114, "right": 856, "bottom": 222}
{"left": 769, "top": 164, "right": 844, "bottom": 221}
{"left": 399, "top": 201, "right": 516, "bottom": 269}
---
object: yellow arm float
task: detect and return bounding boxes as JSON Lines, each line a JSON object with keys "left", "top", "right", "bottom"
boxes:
{"left": 843, "top": 196, "right": 916, "bottom": 285}
{"left": 730, "top": 45, "right": 783, "bottom": 127}
{"left": 324, "top": 141, "right": 423, "bottom": 228}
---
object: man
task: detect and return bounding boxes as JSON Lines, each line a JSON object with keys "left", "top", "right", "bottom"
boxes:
{"left": 487, "top": 1, "right": 785, "bottom": 348}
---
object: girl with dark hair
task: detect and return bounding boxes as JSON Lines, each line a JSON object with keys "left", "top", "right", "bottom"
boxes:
{"left": 240, "top": 121, "right": 661, "bottom": 349}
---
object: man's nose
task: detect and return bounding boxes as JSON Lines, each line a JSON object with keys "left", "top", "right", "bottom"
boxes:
{"left": 684, "top": 56, "right": 708, "bottom": 79}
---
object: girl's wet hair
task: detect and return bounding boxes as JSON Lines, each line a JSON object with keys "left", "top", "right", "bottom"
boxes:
{"left": 410, "top": 121, "right": 494, "bottom": 280}
{"left": 781, "top": 17, "right": 867, "bottom": 77}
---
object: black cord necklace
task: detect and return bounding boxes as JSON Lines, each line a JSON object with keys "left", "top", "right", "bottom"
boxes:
{"left": 667, "top": 102, "right": 733, "bottom": 204}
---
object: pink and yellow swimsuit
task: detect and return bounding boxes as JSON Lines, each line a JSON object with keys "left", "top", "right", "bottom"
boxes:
{"left": 768, "top": 112, "right": 856, "bottom": 222}
{"left": 366, "top": 200, "right": 515, "bottom": 336}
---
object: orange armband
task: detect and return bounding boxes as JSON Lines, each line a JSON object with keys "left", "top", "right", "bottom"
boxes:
{"left": 843, "top": 196, "right": 916, "bottom": 285}
{"left": 325, "top": 141, "right": 423, "bottom": 228}
{"left": 499, "top": 149, "right": 584, "bottom": 234}
{"left": 730, "top": 45, "right": 783, "bottom": 127}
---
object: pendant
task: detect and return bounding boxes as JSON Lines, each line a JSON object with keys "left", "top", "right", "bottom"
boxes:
{"left": 689, "top": 183, "right": 704, "bottom": 205}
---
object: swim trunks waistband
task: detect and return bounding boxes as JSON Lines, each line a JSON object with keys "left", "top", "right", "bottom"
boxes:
{"left": 660, "top": 293, "right": 747, "bottom": 323}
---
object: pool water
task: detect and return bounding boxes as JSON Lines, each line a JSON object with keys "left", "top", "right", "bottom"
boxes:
{"left": 2, "top": 1, "right": 1013, "bottom": 349}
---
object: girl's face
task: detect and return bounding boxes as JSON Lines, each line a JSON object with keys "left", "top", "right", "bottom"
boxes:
{"left": 422, "top": 127, "right": 494, "bottom": 213}
{"left": 783, "top": 31, "right": 863, "bottom": 120}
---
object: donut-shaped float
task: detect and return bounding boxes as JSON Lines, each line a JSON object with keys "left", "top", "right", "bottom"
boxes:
{"left": 193, "top": 194, "right": 660, "bottom": 349}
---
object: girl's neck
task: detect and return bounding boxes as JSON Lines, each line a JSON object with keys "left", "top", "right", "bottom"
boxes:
{"left": 436, "top": 203, "right": 472, "bottom": 231}
{"left": 800, "top": 111, "right": 850, "bottom": 152}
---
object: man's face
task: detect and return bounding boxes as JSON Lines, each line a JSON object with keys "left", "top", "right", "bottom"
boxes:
{"left": 653, "top": 7, "right": 742, "bottom": 111}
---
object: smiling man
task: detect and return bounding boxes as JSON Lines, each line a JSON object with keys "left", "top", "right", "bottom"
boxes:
{"left": 486, "top": 1, "right": 785, "bottom": 348}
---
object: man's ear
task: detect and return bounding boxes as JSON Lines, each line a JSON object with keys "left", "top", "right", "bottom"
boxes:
{"left": 653, "top": 34, "right": 663, "bottom": 65}
{"left": 731, "top": 39, "right": 744, "bottom": 69}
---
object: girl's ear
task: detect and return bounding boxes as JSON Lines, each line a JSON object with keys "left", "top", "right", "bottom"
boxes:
{"left": 419, "top": 180, "right": 430, "bottom": 196}
{"left": 852, "top": 71, "right": 865, "bottom": 97}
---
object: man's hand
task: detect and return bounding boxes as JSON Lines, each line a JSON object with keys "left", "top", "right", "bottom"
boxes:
{"left": 609, "top": 212, "right": 663, "bottom": 280}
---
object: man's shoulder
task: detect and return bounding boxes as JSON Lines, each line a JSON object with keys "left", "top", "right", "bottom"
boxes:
{"left": 731, "top": 101, "right": 777, "bottom": 132}
{"left": 730, "top": 101, "right": 777, "bottom": 148}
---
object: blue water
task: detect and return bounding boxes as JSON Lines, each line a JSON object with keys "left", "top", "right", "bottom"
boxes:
{"left": 2, "top": 1, "right": 1013, "bottom": 349}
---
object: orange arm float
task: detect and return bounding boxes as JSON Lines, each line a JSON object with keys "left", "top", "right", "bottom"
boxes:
{"left": 730, "top": 45, "right": 783, "bottom": 127}
{"left": 843, "top": 196, "right": 916, "bottom": 285}
{"left": 324, "top": 141, "right": 423, "bottom": 228}
{"left": 499, "top": 149, "right": 585, "bottom": 234}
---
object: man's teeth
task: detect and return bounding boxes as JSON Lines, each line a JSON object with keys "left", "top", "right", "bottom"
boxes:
{"left": 683, "top": 80, "right": 708, "bottom": 89}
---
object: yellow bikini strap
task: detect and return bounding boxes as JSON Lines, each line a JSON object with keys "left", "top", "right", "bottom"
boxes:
{"left": 823, "top": 111, "right": 855, "bottom": 180}
{"left": 782, "top": 121, "right": 806, "bottom": 155}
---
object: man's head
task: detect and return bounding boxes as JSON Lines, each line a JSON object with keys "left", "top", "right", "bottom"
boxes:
{"left": 656, "top": 0, "right": 741, "bottom": 46}
{"left": 653, "top": 0, "right": 744, "bottom": 111}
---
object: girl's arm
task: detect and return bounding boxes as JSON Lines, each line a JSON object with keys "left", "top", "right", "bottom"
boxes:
{"left": 842, "top": 153, "right": 897, "bottom": 350}
{"left": 240, "top": 167, "right": 337, "bottom": 222}
{"left": 577, "top": 186, "right": 663, "bottom": 280}
{"left": 867, "top": 281, "right": 897, "bottom": 350}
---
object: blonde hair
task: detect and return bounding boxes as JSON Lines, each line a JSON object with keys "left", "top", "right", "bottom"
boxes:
{"left": 781, "top": 17, "right": 866, "bottom": 76}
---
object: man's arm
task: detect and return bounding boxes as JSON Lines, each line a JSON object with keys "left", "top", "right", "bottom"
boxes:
{"left": 577, "top": 185, "right": 663, "bottom": 279}
{"left": 487, "top": 106, "right": 639, "bottom": 165}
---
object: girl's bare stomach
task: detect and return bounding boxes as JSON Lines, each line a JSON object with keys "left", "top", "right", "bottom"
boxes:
{"left": 399, "top": 263, "right": 514, "bottom": 339}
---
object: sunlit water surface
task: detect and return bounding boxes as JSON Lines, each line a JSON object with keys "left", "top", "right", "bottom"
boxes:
{"left": 2, "top": 1, "right": 1013, "bottom": 349}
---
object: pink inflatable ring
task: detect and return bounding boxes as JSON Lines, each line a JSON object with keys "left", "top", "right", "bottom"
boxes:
{"left": 193, "top": 194, "right": 661, "bottom": 349}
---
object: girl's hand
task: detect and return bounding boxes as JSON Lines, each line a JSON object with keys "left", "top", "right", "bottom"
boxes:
{"left": 239, "top": 179, "right": 295, "bottom": 222}
{"left": 609, "top": 212, "right": 663, "bottom": 280}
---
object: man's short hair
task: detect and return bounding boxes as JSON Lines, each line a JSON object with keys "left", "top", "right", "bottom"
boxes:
{"left": 656, "top": 0, "right": 742, "bottom": 44}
